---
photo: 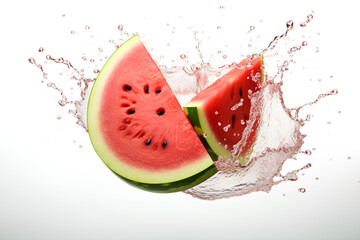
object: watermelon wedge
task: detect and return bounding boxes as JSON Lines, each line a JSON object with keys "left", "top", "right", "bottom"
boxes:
{"left": 184, "top": 56, "right": 264, "bottom": 165}
{"left": 87, "top": 35, "right": 217, "bottom": 193}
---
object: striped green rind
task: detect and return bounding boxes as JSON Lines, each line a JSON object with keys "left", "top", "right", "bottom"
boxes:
{"left": 110, "top": 163, "right": 218, "bottom": 193}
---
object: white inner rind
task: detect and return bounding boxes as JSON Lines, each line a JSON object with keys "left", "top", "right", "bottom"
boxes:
{"left": 87, "top": 35, "right": 214, "bottom": 184}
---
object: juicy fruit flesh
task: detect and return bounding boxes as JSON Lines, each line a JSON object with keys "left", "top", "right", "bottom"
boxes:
{"left": 185, "top": 57, "right": 263, "bottom": 160}
{"left": 87, "top": 35, "right": 215, "bottom": 185}
{"left": 101, "top": 72, "right": 208, "bottom": 170}
{"left": 203, "top": 58, "right": 262, "bottom": 153}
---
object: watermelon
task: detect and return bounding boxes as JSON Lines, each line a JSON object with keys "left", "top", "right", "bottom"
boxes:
{"left": 87, "top": 35, "right": 217, "bottom": 193}
{"left": 184, "top": 56, "right": 264, "bottom": 165}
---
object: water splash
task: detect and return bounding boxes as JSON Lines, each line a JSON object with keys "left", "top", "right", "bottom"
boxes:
{"left": 29, "top": 53, "right": 96, "bottom": 130}
{"left": 29, "top": 14, "right": 337, "bottom": 200}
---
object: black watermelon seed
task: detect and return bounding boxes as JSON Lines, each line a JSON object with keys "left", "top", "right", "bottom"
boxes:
{"left": 127, "top": 109, "right": 135, "bottom": 114}
{"left": 232, "top": 115, "right": 235, "bottom": 121}
{"left": 124, "top": 85, "right": 131, "bottom": 91}
{"left": 157, "top": 110, "right": 165, "bottom": 115}
{"left": 145, "top": 139, "right": 151, "bottom": 145}
{"left": 239, "top": 89, "right": 243, "bottom": 97}
{"left": 144, "top": 85, "right": 149, "bottom": 94}
{"left": 162, "top": 141, "right": 167, "bottom": 148}
{"left": 155, "top": 89, "right": 161, "bottom": 93}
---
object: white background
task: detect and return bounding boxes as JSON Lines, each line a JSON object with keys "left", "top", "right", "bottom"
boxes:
{"left": 1, "top": 0, "right": 360, "bottom": 239}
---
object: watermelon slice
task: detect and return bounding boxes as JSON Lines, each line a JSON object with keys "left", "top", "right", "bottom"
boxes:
{"left": 87, "top": 35, "right": 217, "bottom": 193}
{"left": 184, "top": 56, "right": 264, "bottom": 165}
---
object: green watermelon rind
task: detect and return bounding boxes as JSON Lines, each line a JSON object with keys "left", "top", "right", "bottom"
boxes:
{"left": 183, "top": 56, "right": 264, "bottom": 165}
{"left": 111, "top": 163, "right": 218, "bottom": 193}
{"left": 87, "top": 35, "right": 217, "bottom": 193}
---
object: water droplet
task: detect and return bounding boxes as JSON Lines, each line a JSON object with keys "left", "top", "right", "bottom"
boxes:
{"left": 307, "top": 14, "right": 314, "bottom": 21}
{"left": 85, "top": 25, "right": 90, "bottom": 30}
{"left": 218, "top": 122, "right": 222, "bottom": 126}
{"left": 90, "top": 58, "right": 95, "bottom": 63}
{"left": 224, "top": 144, "right": 228, "bottom": 150}
{"left": 223, "top": 124, "right": 231, "bottom": 132}
{"left": 180, "top": 54, "right": 186, "bottom": 59}
{"left": 57, "top": 116, "right": 61, "bottom": 120}
{"left": 94, "top": 69, "right": 99, "bottom": 74}
{"left": 249, "top": 25, "right": 255, "bottom": 31}
{"left": 286, "top": 20, "right": 294, "bottom": 30}
{"left": 302, "top": 41, "right": 308, "bottom": 46}
{"left": 215, "top": 111, "right": 218, "bottom": 115}
{"left": 70, "top": 30, "right": 75, "bottom": 34}
{"left": 331, "top": 89, "right": 338, "bottom": 95}
{"left": 231, "top": 102, "right": 243, "bottom": 111}
{"left": 28, "top": 57, "right": 35, "bottom": 64}
{"left": 118, "top": 25, "right": 123, "bottom": 31}
{"left": 298, "top": 188, "right": 306, "bottom": 193}
{"left": 240, "top": 120, "right": 245, "bottom": 125}
{"left": 219, "top": 6, "right": 224, "bottom": 9}
{"left": 284, "top": 172, "right": 298, "bottom": 181}
{"left": 300, "top": 22, "right": 307, "bottom": 27}
{"left": 38, "top": 47, "right": 44, "bottom": 52}
{"left": 203, "top": 133, "right": 207, "bottom": 138}
{"left": 82, "top": 56, "right": 87, "bottom": 61}
{"left": 223, "top": 55, "right": 227, "bottom": 59}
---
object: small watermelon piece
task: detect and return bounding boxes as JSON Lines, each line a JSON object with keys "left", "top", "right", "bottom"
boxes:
{"left": 87, "top": 35, "right": 217, "bottom": 193}
{"left": 184, "top": 56, "right": 264, "bottom": 165}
